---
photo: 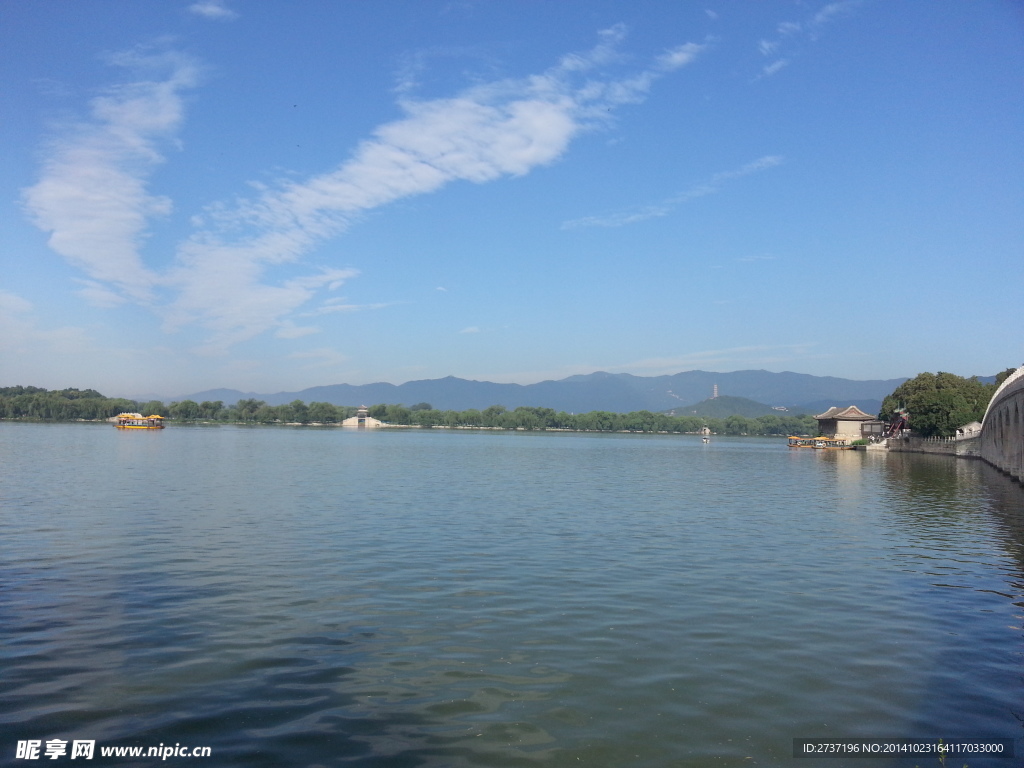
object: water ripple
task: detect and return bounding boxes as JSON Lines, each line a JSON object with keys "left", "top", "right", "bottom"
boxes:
{"left": 1, "top": 425, "right": 1022, "bottom": 767}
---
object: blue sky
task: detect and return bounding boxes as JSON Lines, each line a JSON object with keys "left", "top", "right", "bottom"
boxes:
{"left": 2, "top": 1, "right": 1022, "bottom": 398}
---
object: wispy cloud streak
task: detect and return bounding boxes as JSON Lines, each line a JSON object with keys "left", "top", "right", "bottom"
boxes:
{"left": 24, "top": 29, "right": 705, "bottom": 351}
{"left": 0, "top": 290, "right": 95, "bottom": 358}
{"left": 164, "top": 28, "right": 707, "bottom": 348}
{"left": 188, "top": 1, "right": 238, "bottom": 21}
{"left": 756, "top": 0, "right": 859, "bottom": 78}
{"left": 562, "top": 155, "right": 783, "bottom": 229}
{"left": 611, "top": 343, "right": 818, "bottom": 377}
{"left": 22, "top": 49, "right": 200, "bottom": 303}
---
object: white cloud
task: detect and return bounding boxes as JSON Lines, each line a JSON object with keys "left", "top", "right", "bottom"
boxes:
{"left": 287, "top": 347, "right": 349, "bottom": 369}
{"left": 706, "top": 154, "right": 784, "bottom": 184}
{"left": 165, "top": 259, "right": 359, "bottom": 352}
{"left": 275, "top": 321, "right": 321, "bottom": 339}
{"left": 562, "top": 155, "right": 783, "bottom": 229}
{"left": 756, "top": 1, "right": 859, "bottom": 76}
{"left": 0, "top": 289, "right": 95, "bottom": 360}
{"left": 759, "top": 59, "right": 790, "bottom": 79}
{"left": 561, "top": 204, "right": 671, "bottom": 229}
{"left": 459, "top": 326, "right": 481, "bottom": 334}
{"left": 811, "top": 2, "right": 858, "bottom": 35}
{"left": 192, "top": 27, "right": 707, "bottom": 239}
{"left": 22, "top": 49, "right": 199, "bottom": 303}
{"left": 188, "top": 1, "right": 238, "bottom": 20}
{"left": 301, "top": 295, "right": 391, "bottom": 317}
{"left": 165, "top": 28, "right": 705, "bottom": 347}
{"left": 72, "top": 279, "right": 130, "bottom": 308}
{"left": 24, "top": 30, "right": 704, "bottom": 354}
{"left": 0, "top": 289, "right": 34, "bottom": 319}
{"left": 656, "top": 42, "right": 707, "bottom": 72}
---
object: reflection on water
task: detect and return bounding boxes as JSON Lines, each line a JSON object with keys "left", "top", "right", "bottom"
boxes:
{"left": 1, "top": 423, "right": 1022, "bottom": 767}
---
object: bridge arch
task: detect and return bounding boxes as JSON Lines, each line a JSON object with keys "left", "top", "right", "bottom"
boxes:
{"left": 980, "top": 365, "right": 1024, "bottom": 483}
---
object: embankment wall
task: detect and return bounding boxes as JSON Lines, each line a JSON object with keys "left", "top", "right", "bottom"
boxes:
{"left": 887, "top": 435, "right": 981, "bottom": 458}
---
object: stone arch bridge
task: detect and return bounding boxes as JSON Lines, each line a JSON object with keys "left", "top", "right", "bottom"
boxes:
{"left": 980, "top": 365, "right": 1024, "bottom": 484}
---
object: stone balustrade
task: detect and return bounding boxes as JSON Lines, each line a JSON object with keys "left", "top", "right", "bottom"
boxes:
{"left": 979, "top": 365, "right": 1024, "bottom": 483}
{"left": 887, "top": 435, "right": 981, "bottom": 457}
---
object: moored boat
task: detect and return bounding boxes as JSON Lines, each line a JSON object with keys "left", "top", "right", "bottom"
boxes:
{"left": 115, "top": 413, "right": 166, "bottom": 429}
{"left": 812, "top": 436, "right": 851, "bottom": 449}
{"left": 788, "top": 435, "right": 852, "bottom": 449}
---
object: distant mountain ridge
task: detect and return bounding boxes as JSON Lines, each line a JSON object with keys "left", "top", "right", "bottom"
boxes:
{"left": 671, "top": 395, "right": 795, "bottom": 419}
{"left": 173, "top": 369, "right": 907, "bottom": 416}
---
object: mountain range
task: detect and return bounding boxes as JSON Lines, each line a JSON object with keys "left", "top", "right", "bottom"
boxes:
{"left": 171, "top": 370, "right": 910, "bottom": 416}
{"left": 671, "top": 395, "right": 801, "bottom": 419}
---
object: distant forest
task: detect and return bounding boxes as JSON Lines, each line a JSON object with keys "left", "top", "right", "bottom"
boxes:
{"left": 0, "top": 386, "right": 140, "bottom": 421}
{"left": 0, "top": 387, "right": 819, "bottom": 436}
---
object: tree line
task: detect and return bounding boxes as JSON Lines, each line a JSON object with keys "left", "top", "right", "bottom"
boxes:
{"left": 0, "top": 388, "right": 356, "bottom": 425}
{"left": 12, "top": 367, "right": 1016, "bottom": 437}
{"left": 168, "top": 397, "right": 820, "bottom": 435}
{"left": 0, "top": 386, "right": 140, "bottom": 421}
{"left": 360, "top": 403, "right": 819, "bottom": 435}
{"left": 0, "top": 386, "right": 819, "bottom": 436}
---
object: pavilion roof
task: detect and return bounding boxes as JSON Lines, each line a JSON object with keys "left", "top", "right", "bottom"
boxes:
{"left": 814, "top": 405, "right": 877, "bottom": 421}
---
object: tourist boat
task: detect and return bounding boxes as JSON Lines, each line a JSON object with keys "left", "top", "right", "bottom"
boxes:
{"left": 788, "top": 436, "right": 852, "bottom": 449}
{"left": 812, "top": 437, "right": 851, "bottom": 449}
{"left": 115, "top": 413, "right": 166, "bottom": 429}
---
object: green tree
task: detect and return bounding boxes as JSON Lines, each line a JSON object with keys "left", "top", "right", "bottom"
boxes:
{"left": 411, "top": 408, "right": 443, "bottom": 427}
{"left": 576, "top": 411, "right": 618, "bottom": 431}
{"left": 384, "top": 404, "right": 411, "bottom": 424}
{"left": 723, "top": 414, "right": 754, "bottom": 435}
{"left": 169, "top": 399, "right": 201, "bottom": 420}
{"left": 880, "top": 371, "right": 996, "bottom": 437}
{"left": 198, "top": 400, "right": 223, "bottom": 419}
{"left": 141, "top": 400, "right": 169, "bottom": 417}
{"left": 235, "top": 399, "right": 266, "bottom": 422}
{"left": 56, "top": 387, "right": 104, "bottom": 400}
{"left": 994, "top": 367, "right": 1017, "bottom": 388}
{"left": 461, "top": 408, "right": 483, "bottom": 426}
{"left": 285, "top": 400, "right": 310, "bottom": 423}
{"left": 0, "top": 386, "right": 47, "bottom": 397}
{"left": 481, "top": 405, "right": 507, "bottom": 427}
{"left": 308, "top": 401, "right": 340, "bottom": 423}
{"left": 254, "top": 405, "right": 279, "bottom": 423}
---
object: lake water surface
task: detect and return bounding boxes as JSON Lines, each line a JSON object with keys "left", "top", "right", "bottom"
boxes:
{"left": 1, "top": 423, "right": 1022, "bottom": 767}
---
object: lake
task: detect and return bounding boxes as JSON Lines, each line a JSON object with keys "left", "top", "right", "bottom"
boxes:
{"left": 1, "top": 422, "right": 1022, "bottom": 767}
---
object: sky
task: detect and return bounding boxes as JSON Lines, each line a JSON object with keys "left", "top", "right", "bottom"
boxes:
{"left": 2, "top": 0, "right": 1022, "bottom": 399}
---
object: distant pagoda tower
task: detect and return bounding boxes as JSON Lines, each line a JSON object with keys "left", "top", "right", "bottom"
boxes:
{"left": 712, "top": 384, "right": 719, "bottom": 399}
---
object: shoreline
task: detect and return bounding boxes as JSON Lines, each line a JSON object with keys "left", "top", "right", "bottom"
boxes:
{"left": 0, "top": 417, "right": 799, "bottom": 438}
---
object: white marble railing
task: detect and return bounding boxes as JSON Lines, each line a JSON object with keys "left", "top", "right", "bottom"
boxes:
{"left": 979, "top": 364, "right": 1024, "bottom": 483}
{"left": 982, "top": 365, "right": 1024, "bottom": 426}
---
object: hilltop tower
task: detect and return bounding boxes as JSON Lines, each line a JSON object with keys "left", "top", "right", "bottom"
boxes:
{"left": 713, "top": 384, "right": 719, "bottom": 399}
